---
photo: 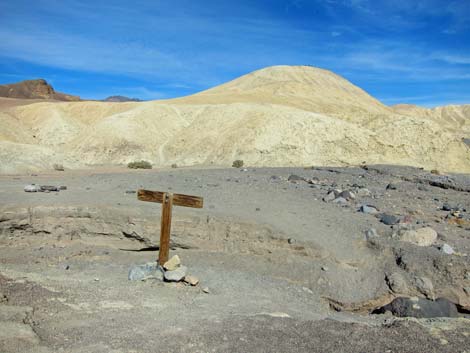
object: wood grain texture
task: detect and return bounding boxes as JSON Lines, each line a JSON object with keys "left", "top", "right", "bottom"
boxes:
{"left": 158, "top": 193, "right": 173, "bottom": 265}
{"left": 137, "top": 189, "right": 203, "bottom": 208}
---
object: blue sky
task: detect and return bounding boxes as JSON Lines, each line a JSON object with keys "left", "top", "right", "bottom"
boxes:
{"left": 0, "top": 0, "right": 469, "bottom": 106}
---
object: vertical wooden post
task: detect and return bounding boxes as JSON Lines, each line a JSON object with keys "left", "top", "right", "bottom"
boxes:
{"left": 158, "top": 192, "right": 173, "bottom": 265}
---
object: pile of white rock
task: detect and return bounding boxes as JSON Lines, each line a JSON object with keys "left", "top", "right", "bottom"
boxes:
{"left": 128, "top": 255, "right": 200, "bottom": 287}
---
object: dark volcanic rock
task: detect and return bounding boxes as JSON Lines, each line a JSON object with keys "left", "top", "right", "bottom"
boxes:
{"left": 379, "top": 214, "right": 400, "bottom": 225}
{"left": 373, "top": 297, "right": 459, "bottom": 318}
{"left": 40, "top": 185, "right": 59, "bottom": 192}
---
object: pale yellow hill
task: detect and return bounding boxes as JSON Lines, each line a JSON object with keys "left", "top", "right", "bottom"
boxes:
{"left": 171, "top": 65, "right": 391, "bottom": 123}
{"left": 392, "top": 104, "right": 470, "bottom": 135}
{"left": 0, "top": 66, "right": 469, "bottom": 174}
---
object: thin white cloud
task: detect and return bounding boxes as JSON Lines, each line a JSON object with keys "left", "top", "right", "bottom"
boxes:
{"left": 0, "top": 0, "right": 469, "bottom": 105}
{"left": 438, "top": 55, "right": 470, "bottom": 65}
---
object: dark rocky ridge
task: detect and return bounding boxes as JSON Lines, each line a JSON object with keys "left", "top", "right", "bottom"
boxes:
{"left": 103, "top": 95, "right": 142, "bottom": 102}
{"left": 0, "top": 79, "right": 80, "bottom": 101}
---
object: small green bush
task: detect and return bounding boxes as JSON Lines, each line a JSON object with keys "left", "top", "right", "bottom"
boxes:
{"left": 127, "top": 160, "right": 152, "bottom": 169}
{"left": 53, "top": 163, "right": 65, "bottom": 171}
{"left": 171, "top": 163, "right": 178, "bottom": 169}
{"left": 232, "top": 160, "right": 244, "bottom": 168}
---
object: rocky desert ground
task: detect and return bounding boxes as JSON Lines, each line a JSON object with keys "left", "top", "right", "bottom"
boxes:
{"left": 1, "top": 164, "right": 469, "bottom": 352}
{"left": 0, "top": 65, "right": 469, "bottom": 352}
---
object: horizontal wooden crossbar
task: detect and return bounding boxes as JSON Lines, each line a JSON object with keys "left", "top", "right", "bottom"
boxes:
{"left": 137, "top": 189, "right": 203, "bottom": 208}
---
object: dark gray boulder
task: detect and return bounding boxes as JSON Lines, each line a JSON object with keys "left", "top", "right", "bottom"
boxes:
{"left": 372, "top": 297, "right": 459, "bottom": 318}
{"left": 380, "top": 214, "right": 400, "bottom": 225}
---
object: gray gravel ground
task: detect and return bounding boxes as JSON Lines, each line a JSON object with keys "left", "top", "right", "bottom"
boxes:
{"left": 0, "top": 165, "right": 469, "bottom": 352}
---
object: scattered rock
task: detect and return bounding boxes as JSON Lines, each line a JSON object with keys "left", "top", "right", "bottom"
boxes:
{"left": 128, "top": 263, "right": 163, "bottom": 281}
{"left": 287, "top": 238, "right": 295, "bottom": 244}
{"left": 417, "top": 185, "right": 429, "bottom": 191}
{"left": 386, "top": 183, "right": 398, "bottom": 190}
{"left": 442, "top": 203, "right": 465, "bottom": 212}
{"left": 163, "top": 255, "right": 181, "bottom": 271}
{"left": 380, "top": 214, "right": 400, "bottom": 225}
{"left": 338, "top": 190, "right": 355, "bottom": 200}
{"left": 24, "top": 184, "right": 40, "bottom": 192}
{"left": 288, "top": 174, "right": 304, "bottom": 182}
{"left": 305, "top": 177, "right": 320, "bottom": 185}
{"left": 326, "top": 188, "right": 341, "bottom": 196}
{"left": 164, "top": 266, "right": 188, "bottom": 282}
{"left": 373, "top": 297, "right": 458, "bottom": 318}
{"left": 321, "top": 266, "right": 328, "bottom": 272}
{"left": 183, "top": 275, "right": 199, "bottom": 286}
{"left": 322, "top": 191, "right": 336, "bottom": 202}
{"left": 386, "top": 272, "right": 408, "bottom": 294}
{"left": 40, "top": 185, "right": 59, "bottom": 192}
{"left": 125, "top": 190, "right": 136, "bottom": 194}
{"left": 442, "top": 203, "right": 452, "bottom": 211}
{"left": 399, "top": 227, "right": 437, "bottom": 246}
{"left": 59, "top": 185, "right": 67, "bottom": 190}
{"left": 440, "top": 243, "right": 454, "bottom": 255}
{"left": 202, "top": 287, "right": 210, "bottom": 293}
{"left": 359, "top": 204, "right": 379, "bottom": 215}
{"left": 0, "top": 293, "right": 8, "bottom": 303}
{"left": 332, "top": 197, "right": 348, "bottom": 205}
{"left": 356, "top": 188, "right": 371, "bottom": 197}
{"left": 365, "top": 228, "right": 379, "bottom": 240}
{"left": 415, "top": 277, "right": 435, "bottom": 300}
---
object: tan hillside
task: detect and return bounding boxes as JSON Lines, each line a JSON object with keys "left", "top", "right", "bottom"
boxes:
{"left": 392, "top": 103, "right": 470, "bottom": 135}
{"left": 0, "top": 65, "right": 469, "bottom": 174}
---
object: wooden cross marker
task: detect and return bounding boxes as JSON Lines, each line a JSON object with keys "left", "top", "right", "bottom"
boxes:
{"left": 137, "top": 189, "right": 204, "bottom": 265}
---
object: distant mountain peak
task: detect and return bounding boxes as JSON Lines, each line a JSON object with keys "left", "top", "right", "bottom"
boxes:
{"left": 103, "top": 95, "right": 142, "bottom": 102}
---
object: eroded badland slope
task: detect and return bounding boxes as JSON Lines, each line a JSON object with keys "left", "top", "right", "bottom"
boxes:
{"left": 0, "top": 66, "right": 469, "bottom": 173}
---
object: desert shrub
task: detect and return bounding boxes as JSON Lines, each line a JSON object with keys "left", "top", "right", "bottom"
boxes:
{"left": 127, "top": 160, "right": 152, "bottom": 169}
{"left": 171, "top": 163, "right": 178, "bottom": 168}
{"left": 232, "top": 160, "right": 244, "bottom": 168}
{"left": 53, "top": 163, "right": 65, "bottom": 171}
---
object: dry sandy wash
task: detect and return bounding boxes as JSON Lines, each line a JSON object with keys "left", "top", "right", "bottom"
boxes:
{"left": 0, "top": 65, "right": 469, "bottom": 174}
